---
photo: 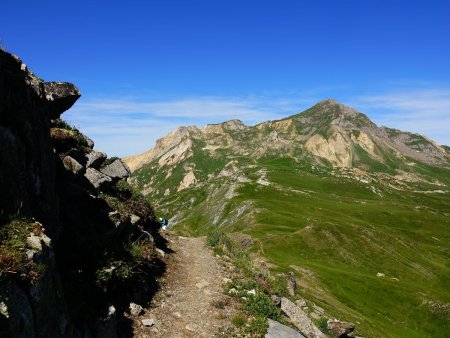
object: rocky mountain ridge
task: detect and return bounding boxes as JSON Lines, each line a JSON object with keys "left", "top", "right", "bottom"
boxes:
{"left": 124, "top": 99, "right": 449, "bottom": 203}
{"left": 125, "top": 99, "right": 449, "bottom": 174}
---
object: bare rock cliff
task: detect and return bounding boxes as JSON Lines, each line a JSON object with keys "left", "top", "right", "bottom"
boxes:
{"left": 0, "top": 50, "right": 162, "bottom": 338}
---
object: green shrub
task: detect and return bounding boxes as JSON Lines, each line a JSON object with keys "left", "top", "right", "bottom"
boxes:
{"left": 245, "top": 292, "right": 281, "bottom": 320}
{"left": 115, "top": 262, "right": 134, "bottom": 281}
{"left": 207, "top": 231, "right": 222, "bottom": 247}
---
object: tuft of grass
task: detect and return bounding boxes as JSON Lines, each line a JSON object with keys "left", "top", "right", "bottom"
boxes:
{"left": 245, "top": 316, "right": 269, "bottom": 336}
{"left": 231, "top": 315, "right": 246, "bottom": 327}
{"left": 316, "top": 317, "right": 329, "bottom": 334}
{"left": 51, "top": 119, "right": 89, "bottom": 147}
{"left": 0, "top": 218, "right": 45, "bottom": 281}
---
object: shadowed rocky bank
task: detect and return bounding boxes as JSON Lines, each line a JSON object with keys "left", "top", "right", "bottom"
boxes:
{"left": 0, "top": 49, "right": 165, "bottom": 338}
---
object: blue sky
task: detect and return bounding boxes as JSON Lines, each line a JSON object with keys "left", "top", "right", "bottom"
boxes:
{"left": 1, "top": 0, "right": 449, "bottom": 156}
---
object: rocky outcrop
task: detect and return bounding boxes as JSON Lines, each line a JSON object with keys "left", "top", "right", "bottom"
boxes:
{"left": 85, "top": 167, "right": 113, "bottom": 189}
{"left": 281, "top": 298, "right": 326, "bottom": 338}
{"left": 86, "top": 151, "right": 107, "bottom": 169}
{"left": 0, "top": 51, "right": 69, "bottom": 234}
{"left": 100, "top": 159, "right": 131, "bottom": 179}
{"left": 0, "top": 49, "right": 163, "bottom": 338}
{"left": 43, "top": 82, "right": 80, "bottom": 119}
{"left": 327, "top": 319, "right": 355, "bottom": 337}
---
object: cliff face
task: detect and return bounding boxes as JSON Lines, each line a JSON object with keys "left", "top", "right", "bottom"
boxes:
{"left": 0, "top": 51, "right": 79, "bottom": 235}
{"left": 0, "top": 50, "right": 162, "bottom": 337}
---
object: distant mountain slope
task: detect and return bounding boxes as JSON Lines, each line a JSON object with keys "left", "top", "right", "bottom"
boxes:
{"left": 125, "top": 99, "right": 450, "bottom": 337}
{"left": 124, "top": 99, "right": 449, "bottom": 198}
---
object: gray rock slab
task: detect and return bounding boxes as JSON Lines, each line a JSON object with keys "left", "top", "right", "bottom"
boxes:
{"left": 63, "top": 155, "right": 84, "bottom": 174}
{"left": 85, "top": 167, "right": 112, "bottom": 189}
{"left": 85, "top": 151, "right": 107, "bottom": 169}
{"left": 265, "top": 319, "right": 305, "bottom": 338}
{"left": 100, "top": 159, "right": 131, "bottom": 179}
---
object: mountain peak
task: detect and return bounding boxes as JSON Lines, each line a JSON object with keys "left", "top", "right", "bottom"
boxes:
{"left": 317, "top": 98, "right": 339, "bottom": 105}
{"left": 295, "top": 99, "right": 377, "bottom": 130}
{"left": 313, "top": 98, "right": 358, "bottom": 114}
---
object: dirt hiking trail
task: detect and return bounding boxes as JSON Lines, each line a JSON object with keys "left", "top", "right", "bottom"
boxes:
{"left": 133, "top": 236, "right": 237, "bottom": 337}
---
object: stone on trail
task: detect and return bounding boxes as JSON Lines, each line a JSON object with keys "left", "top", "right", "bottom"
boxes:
{"left": 155, "top": 248, "right": 165, "bottom": 257}
{"left": 141, "top": 318, "right": 156, "bottom": 327}
{"left": 129, "top": 302, "right": 143, "bottom": 316}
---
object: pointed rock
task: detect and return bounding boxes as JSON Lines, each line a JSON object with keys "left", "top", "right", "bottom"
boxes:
{"left": 43, "top": 82, "right": 80, "bottom": 119}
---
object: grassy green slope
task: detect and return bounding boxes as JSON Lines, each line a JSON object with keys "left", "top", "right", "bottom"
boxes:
{"left": 129, "top": 106, "right": 450, "bottom": 337}
{"left": 239, "top": 159, "right": 449, "bottom": 337}
{"left": 147, "top": 154, "right": 450, "bottom": 337}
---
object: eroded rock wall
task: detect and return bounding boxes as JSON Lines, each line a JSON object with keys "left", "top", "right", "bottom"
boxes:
{"left": 0, "top": 50, "right": 162, "bottom": 338}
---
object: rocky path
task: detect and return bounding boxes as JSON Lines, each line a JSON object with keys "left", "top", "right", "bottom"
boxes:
{"left": 132, "top": 236, "right": 237, "bottom": 337}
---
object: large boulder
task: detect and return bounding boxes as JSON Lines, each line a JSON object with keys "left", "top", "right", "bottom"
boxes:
{"left": 281, "top": 298, "right": 326, "bottom": 338}
{"left": 43, "top": 82, "right": 81, "bottom": 120}
{"left": 85, "top": 151, "right": 107, "bottom": 169}
{"left": 63, "top": 156, "right": 84, "bottom": 175}
{"left": 85, "top": 167, "right": 113, "bottom": 189}
{"left": 265, "top": 319, "right": 305, "bottom": 338}
{"left": 327, "top": 319, "right": 355, "bottom": 337}
{"left": 100, "top": 159, "right": 131, "bottom": 179}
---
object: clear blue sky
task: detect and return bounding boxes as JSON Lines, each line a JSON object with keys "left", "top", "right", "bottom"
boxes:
{"left": 1, "top": 0, "right": 449, "bottom": 156}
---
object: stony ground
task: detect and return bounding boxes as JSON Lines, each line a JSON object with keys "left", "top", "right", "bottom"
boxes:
{"left": 132, "top": 235, "right": 238, "bottom": 337}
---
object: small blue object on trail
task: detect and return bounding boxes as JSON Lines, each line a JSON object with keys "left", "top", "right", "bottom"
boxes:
{"left": 159, "top": 217, "right": 169, "bottom": 229}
